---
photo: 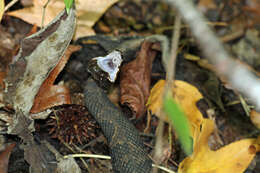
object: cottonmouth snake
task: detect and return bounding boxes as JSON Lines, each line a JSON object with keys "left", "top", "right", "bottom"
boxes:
{"left": 76, "top": 35, "right": 166, "bottom": 173}
{"left": 3, "top": 7, "right": 157, "bottom": 172}
{"left": 84, "top": 78, "right": 152, "bottom": 173}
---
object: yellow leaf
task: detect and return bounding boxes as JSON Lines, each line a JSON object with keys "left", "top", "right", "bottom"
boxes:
{"left": 250, "top": 110, "right": 260, "bottom": 129}
{"left": 146, "top": 80, "right": 165, "bottom": 120}
{"left": 7, "top": 0, "right": 118, "bottom": 39}
{"left": 146, "top": 80, "right": 204, "bottom": 137}
{"left": 0, "top": 0, "right": 4, "bottom": 22}
{"left": 148, "top": 80, "right": 260, "bottom": 173}
{"left": 178, "top": 119, "right": 260, "bottom": 173}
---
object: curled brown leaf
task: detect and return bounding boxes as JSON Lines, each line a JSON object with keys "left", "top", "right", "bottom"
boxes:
{"left": 30, "top": 45, "right": 81, "bottom": 114}
{"left": 120, "top": 41, "right": 158, "bottom": 118}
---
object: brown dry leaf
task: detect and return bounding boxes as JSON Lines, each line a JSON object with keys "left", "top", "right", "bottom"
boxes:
{"left": 0, "top": 0, "right": 4, "bottom": 22}
{"left": 0, "top": 25, "right": 38, "bottom": 103}
{"left": 146, "top": 80, "right": 204, "bottom": 137}
{"left": 12, "top": 24, "right": 39, "bottom": 57}
{"left": 178, "top": 119, "right": 260, "bottom": 173}
{"left": 0, "top": 143, "right": 16, "bottom": 173}
{"left": 30, "top": 45, "right": 81, "bottom": 113}
{"left": 8, "top": 0, "right": 61, "bottom": 26}
{"left": 7, "top": 0, "right": 118, "bottom": 39}
{"left": 120, "top": 41, "right": 157, "bottom": 118}
{"left": 25, "top": 24, "right": 38, "bottom": 37}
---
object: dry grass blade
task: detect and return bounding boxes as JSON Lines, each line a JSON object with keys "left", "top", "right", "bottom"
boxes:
{"left": 4, "top": 0, "right": 18, "bottom": 12}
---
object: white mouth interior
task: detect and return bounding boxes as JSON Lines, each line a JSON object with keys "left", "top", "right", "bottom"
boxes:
{"left": 95, "top": 51, "right": 122, "bottom": 82}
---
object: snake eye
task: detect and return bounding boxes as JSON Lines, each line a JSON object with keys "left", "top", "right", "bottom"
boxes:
{"left": 94, "top": 50, "right": 122, "bottom": 82}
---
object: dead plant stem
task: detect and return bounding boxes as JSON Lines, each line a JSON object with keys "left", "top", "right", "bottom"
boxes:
{"left": 41, "top": 0, "right": 51, "bottom": 28}
{"left": 166, "top": 13, "right": 181, "bottom": 90}
{"left": 153, "top": 13, "right": 182, "bottom": 173}
{"left": 4, "top": 0, "right": 19, "bottom": 12}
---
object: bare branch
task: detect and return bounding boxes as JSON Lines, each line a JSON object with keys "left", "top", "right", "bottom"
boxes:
{"left": 153, "top": 13, "right": 182, "bottom": 173}
{"left": 166, "top": 13, "right": 181, "bottom": 89}
{"left": 168, "top": 0, "right": 260, "bottom": 111}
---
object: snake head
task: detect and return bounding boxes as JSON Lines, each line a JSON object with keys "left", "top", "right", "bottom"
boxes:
{"left": 87, "top": 50, "right": 123, "bottom": 89}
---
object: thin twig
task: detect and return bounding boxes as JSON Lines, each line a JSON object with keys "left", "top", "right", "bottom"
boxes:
{"left": 4, "top": 0, "right": 19, "bottom": 12}
{"left": 166, "top": 13, "right": 181, "bottom": 89}
{"left": 63, "top": 154, "right": 176, "bottom": 173}
{"left": 64, "top": 153, "right": 111, "bottom": 159}
{"left": 153, "top": 13, "right": 182, "bottom": 173}
{"left": 41, "top": 0, "right": 51, "bottom": 28}
{"left": 153, "top": 116, "right": 165, "bottom": 173}
{"left": 168, "top": 0, "right": 260, "bottom": 111}
{"left": 152, "top": 164, "right": 177, "bottom": 173}
{"left": 220, "top": 29, "right": 245, "bottom": 43}
{"left": 62, "top": 141, "right": 90, "bottom": 171}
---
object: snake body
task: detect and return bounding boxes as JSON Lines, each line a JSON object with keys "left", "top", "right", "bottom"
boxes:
{"left": 76, "top": 36, "right": 155, "bottom": 173}
{"left": 75, "top": 35, "right": 168, "bottom": 173}
{"left": 84, "top": 78, "right": 152, "bottom": 173}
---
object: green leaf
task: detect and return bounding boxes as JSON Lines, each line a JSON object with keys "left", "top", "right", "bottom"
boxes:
{"left": 64, "top": 0, "right": 74, "bottom": 13}
{"left": 163, "top": 92, "right": 193, "bottom": 155}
